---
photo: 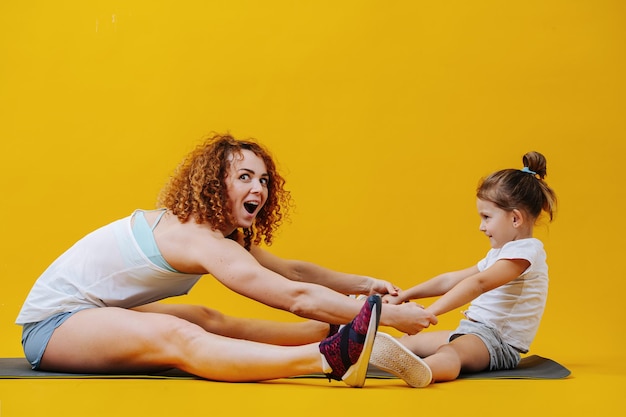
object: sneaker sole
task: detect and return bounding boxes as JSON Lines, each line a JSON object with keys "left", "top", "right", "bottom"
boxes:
{"left": 369, "top": 332, "right": 432, "bottom": 388}
{"left": 341, "top": 300, "right": 380, "bottom": 387}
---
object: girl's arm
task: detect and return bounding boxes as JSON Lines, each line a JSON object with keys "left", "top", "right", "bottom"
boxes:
{"left": 390, "top": 266, "right": 480, "bottom": 303}
{"left": 425, "top": 258, "right": 529, "bottom": 317}
{"left": 249, "top": 245, "right": 399, "bottom": 296}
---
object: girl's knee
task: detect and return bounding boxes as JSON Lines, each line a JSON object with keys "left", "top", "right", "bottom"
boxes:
{"left": 427, "top": 344, "right": 464, "bottom": 382}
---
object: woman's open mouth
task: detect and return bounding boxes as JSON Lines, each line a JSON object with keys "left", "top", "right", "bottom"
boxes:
{"left": 243, "top": 201, "right": 259, "bottom": 214}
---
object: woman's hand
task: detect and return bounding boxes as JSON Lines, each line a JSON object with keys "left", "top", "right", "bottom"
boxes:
{"left": 381, "top": 302, "right": 438, "bottom": 335}
{"left": 367, "top": 277, "right": 401, "bottom": 297}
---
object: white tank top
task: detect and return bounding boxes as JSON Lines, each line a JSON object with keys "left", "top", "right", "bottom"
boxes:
{"left": 16, "top": 211, "right": 203, "bottom": 324}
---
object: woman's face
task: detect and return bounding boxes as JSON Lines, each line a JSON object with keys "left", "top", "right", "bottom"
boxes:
{"left": 225, "top": 149, "right": 269, "bottom": 230}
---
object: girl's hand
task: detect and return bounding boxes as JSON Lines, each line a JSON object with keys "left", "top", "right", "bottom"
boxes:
{"left": 382, "top": 293, "right": 405, "bottom": 304}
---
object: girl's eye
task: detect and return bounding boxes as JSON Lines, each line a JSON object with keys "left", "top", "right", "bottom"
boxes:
{"left": 239, "top": 174, "right": 250, "bottom": 181}
{"left": 260, "top": 177, "right": 269, "bottom": 186}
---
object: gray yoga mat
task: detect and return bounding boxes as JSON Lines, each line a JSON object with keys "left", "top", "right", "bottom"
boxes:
{"left": 0, "top": 355, "right": 570, "bottom": 380}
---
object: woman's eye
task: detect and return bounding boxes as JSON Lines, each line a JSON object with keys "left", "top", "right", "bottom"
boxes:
{"left": 260, "top": 177, "right": 269, "bottom": 186}
{"left": 239, "top": 174, "right": 250, "bottom": 181}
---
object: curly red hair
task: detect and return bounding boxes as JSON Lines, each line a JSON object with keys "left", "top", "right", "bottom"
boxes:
{"left": 157, "top": 133, "right": 291, "bottom": 249}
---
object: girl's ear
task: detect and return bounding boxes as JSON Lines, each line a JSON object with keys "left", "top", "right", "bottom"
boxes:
{"left": 511, "top": 209, "right": 524, "bottom": 228}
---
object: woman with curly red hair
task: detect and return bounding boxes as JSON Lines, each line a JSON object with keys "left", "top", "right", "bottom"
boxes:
{"left": 16, "top": 132, "right": 436, "bottom": 386}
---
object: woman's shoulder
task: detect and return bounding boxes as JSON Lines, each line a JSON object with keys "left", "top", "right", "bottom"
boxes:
{"left": 156, "top": 214, "right": 235, "bottom": 263}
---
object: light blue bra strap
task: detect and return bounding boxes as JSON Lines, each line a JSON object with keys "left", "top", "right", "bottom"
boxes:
{"left": 151, "top": 209, "right": 167, "bottom": 231}
{"left": 131, "top": 210, "right": 178, "bottom": 273}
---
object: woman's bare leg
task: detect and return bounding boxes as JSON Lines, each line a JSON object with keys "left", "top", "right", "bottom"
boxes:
{"left": 41, "top": 307, "right": 323, "bottom": 382}
{"left": 132, "top": 302, "right": 330, "bottom": 345}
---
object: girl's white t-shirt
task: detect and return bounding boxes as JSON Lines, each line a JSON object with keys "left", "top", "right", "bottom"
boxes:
{"left": 465, "top": 238, "right": 548, "bottom": 352}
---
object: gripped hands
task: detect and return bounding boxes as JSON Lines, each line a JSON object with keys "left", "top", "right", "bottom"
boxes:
{"left": 384, "top": 301, "right": 437, "bottom": 335}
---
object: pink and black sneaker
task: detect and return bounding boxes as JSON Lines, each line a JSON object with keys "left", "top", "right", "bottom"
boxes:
{"left": 318, "top": 294, "right": 382, "bottom": 387}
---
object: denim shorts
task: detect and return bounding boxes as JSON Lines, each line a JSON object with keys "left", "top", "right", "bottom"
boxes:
{"left": 21, "top": 311, "right": 79, "bottom": 369}
{"left": 449, "top": 319, "right": 521, "bottom": 370}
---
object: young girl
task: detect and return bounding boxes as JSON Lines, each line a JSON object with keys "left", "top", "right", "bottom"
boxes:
{"left": 370, "top": 151, "right": 557, "bottom": 387}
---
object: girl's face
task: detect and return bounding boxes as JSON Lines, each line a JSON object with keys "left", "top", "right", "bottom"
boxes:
{"left": 225, "top": 149, "right": 269, "bottom": 230}
{"left": 476, "top": 198, "right": 520, "bottom": 249}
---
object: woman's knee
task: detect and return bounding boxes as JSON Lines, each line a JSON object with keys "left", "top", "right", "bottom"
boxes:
{"left": 146, "top": 313, "right": 207, "bottom": 347}
{"left": 192, "top": 305, "right": 225, "bottom": 326}
{"left": 44, "top": 308, "right": 205, "bottom": 370}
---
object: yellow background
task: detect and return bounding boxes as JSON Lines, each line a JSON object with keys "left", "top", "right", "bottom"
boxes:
{"left": 1, "top": 1, "right": 624, "bottom": 416}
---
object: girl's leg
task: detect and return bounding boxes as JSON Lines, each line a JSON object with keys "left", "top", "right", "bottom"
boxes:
{"left": 423, "top": 334, "right": 490, "bottom": 382}
{"left": 133, "top": 302, "right": 330, "bottom": 345}
{"left": 370, "top": 331, "right": 489, "bottom": 387}
{"left": 399, "top": 330, "right": 451, "bottom": 357}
